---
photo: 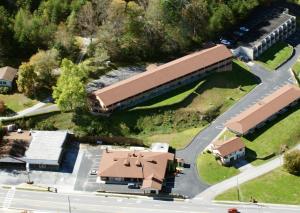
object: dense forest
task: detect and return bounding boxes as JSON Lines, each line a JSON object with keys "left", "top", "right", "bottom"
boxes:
{"left": 0, "top": 0, "right": 277, "bottom": 67}
{"left": 0, "top": 0, "right": 283, "bottom": 110}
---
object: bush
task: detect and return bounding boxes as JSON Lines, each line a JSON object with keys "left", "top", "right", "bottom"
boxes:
{"left": 0, "top": 100, "right": 5, "bottom": 113}
{"left": 284, "top": 150, "right": 300, "bottom": 175}
{"left": 0, "top": 86, "right": 10, "bottom": 94}
{"left": 35, "top": 121, "right": 57, "bottom": 130}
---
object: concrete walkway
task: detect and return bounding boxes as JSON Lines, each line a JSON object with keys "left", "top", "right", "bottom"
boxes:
{"left": 194, "top": 144, "right": 300, "bottom": 203}
{"left": 0, "top": 102, "right": 46, "bottom": 121}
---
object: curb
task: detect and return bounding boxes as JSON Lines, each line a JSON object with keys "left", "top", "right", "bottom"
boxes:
{"left": 213, "top": 200, "right": 300, "bottom": 208}
{"left": 95, "top": 191, "right": 186, "bottom": 202}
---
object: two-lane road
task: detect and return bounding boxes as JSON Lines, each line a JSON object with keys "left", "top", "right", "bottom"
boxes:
{"left": 0, "top": 189, "right": 300, "bottom": 213}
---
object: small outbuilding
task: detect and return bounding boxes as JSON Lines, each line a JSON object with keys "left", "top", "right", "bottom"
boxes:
{"left": 0, "top": 66, "right": 18, "bottom": 88}
{"left": 211, "top": 137, "right": 245, "bottom": 165}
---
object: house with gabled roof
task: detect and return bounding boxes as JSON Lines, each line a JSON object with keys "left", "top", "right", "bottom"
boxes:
{"left": 0, "top": 66, "right": 18, "bottom": 88}
{"left": 211, "top": 137, "right": 245, "bottom": 165}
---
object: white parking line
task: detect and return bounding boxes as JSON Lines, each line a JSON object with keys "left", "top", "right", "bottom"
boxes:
{"left": 2, "top": 186, "right": 15, "bottom": 209}
{"left": 215, "top": 125, "right": 223, "bottom": 130}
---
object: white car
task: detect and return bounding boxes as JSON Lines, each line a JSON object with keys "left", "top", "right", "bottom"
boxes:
{"left": 90, "top": 169, "right": 98, "bottom": 175}
{"left": 220, "top": 39, "right": 231, "bottom": 46}
{"left": 240, "top": 26, "right": 249, "bottom": 32}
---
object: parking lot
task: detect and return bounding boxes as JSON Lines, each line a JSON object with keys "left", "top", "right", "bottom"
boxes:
{"left": 0, "top": 141, "right": 83, "bottom": 192}
{"left": 74, "top": 145, "right": 103, "bottom": 192}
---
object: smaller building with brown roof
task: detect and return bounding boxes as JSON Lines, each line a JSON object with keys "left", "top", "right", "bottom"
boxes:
{"left": 211, "top": 137, "right": 245, "bottom": 165}
{"left": 98, "top": 149, "right": 175, "bottom": 193}
{"left": 226, "top": 84, "right": 300, "bottom": 135}
{"left": 0, "top": 66, "right": 18, "bottom": 88}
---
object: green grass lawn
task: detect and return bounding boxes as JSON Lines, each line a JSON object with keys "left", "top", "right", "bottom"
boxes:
{"left": 8, "top": 60, "right": 257, "bottom": 149}
{"left": 0, "top": 93, "right": 38, "bottom": 113}
{"left": 217, "top": 129, "right": 236, "bottom": 141}
{"left": 133, "top": 81, "right": 205, "bottom": 110}
{"left": 215, "top": 168, "right": 300, "bottom": 205}
{"left": 292, "top": 58, "right": 300, "bottom": 82}
{"left": 142, "top": 127, "right": 204, "bottom": 150}
{"left": 242, "top": 106, "right": 300, "bottom": 166}
{"left": 197, "top": 153, "right": 240, "bottom": 185}
{"left": 257, "top": 42, "right": 293, "bottom": 70}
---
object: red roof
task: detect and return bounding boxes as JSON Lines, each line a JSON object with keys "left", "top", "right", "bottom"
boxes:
{"left": 226, "top": 85, "right": 300, "bottom": 134}
{"left": 94, "top": 45, "right": 232, "bottom": 107}
{"left": 213, "top": 137, "right": 245, "bottom": 157}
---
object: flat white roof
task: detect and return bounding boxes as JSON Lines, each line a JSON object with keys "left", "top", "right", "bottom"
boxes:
{"left": 24, "top": 131, "right": 68, "bottom": 165}
{"left": 151, "top": 143, "right": 169, "bottom": 153}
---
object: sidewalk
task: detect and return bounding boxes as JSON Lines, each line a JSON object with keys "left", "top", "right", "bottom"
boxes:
{"left": 194, "top": 144, "right": 300, "bottom": 202}
{"left": 0, "top": 102, "right": 45, "bottom": 121}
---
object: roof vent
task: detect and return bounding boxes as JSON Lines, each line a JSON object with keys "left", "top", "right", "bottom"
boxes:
{"left": 135, "top": 159, "right": 142, "bottom": 167}
{"left": 124, "top": 158, "right": 130, "bottom": 166}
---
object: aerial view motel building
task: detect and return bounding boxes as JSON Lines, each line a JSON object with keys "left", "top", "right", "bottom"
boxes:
{"left": 211, "top": 137, "right": 245, "bottom": 165}
{"left": 226, "top": 85, "right": 300, "bottom": 136}
{"left": 236, "top": 9, "right": 296, "bottom": 60}
{"left": 98, "top": 149, "right": 175, "bottom": 194}
{"left": 90, "top": 45, "right": 233, "bottom": 112}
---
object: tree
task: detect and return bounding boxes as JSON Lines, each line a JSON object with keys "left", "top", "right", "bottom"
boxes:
{"left": 76, "top": 0, "right": 110, "bottom": 37}
{"left": 182, "top": 0, "right": 209, "bottom": 40}
{"left": 29, "top": 48, "right": 60, "bottom": 89}
{"left": 0, "top": 100, "right": 5, "bottom": 114}
{"left": 53, "top": 59, "right": 90, "bottom": 111}
{"left": 16, "top": 49, "right": 60, "bottom": 96}
{"left": 208, "top": 4, "right": 235, "bottom": 38}
{"left": 284, "top": 150, "right": 300, "bottom": 175}
{"left": 17, "top": 63, "right": 38, "bottom": 97}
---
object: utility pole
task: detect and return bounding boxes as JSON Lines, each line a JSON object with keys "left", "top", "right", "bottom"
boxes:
{"left": 237, "top": 176, "right": 240, "bottom": 201}
{"left": 68, "top": 195, "right": 72, "bottom": 213}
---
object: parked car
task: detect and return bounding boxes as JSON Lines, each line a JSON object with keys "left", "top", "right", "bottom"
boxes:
{"left": 240, "top": 26, "right": 249, "bottom": 32}
{"left": 220, "top": 38, "right": 231, "bottom": 46}
{"left": 128, "top": 183, "right": 140, "bottom": 189}
{"left": 233, "top": 31, "right": 244, "bottom": 37}
{"left": 90, "top": 169, "right": 98, "bottom": 175}
{"left": 228, "top": 208, "right": 239, "bottom": 213}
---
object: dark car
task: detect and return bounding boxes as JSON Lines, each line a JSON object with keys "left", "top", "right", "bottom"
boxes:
{"left": 128, "top": 183, "right": 140, "bottom": 189}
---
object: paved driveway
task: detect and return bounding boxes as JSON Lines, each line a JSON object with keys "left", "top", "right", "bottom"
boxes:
{"left": 74, "top": 146, "right": 103, "bottom": 192}
{"left": 173, "top": 34, "right": 300, "bottom": 198}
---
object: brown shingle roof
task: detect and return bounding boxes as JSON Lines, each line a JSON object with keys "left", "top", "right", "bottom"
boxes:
{"left": 94, "top": 45, "right": 232, "bottom": 107}
{"left": 226, "top": 85, "right": 300, "bottom": 134}
{"left": 0, "top": 66, "right": 17, "bottom": 82}
{"left": 213, "top": 137, "right": 245, "bottom": 157}
{"left": 98, "top": 150, "right": 174, "bottom": 190}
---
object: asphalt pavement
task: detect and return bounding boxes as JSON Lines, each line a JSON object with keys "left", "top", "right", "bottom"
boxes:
{"left": 0, "top": 188, "right": 300, "bottom": 213}
{"left": 173, "top": 35, "right": 300, "bottom": 198}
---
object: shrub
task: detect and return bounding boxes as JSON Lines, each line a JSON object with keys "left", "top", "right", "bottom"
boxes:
{"left": 0, "top": 100, "right": 5, "bottom": 113}
{"left": 284, "top": 150, "right": 300, "bottom": 175}
{"left": 0, "top": 86, "right": 9, "bottom": 94}
{"left": 35, "top": 121, "right": 57, "bottom": 130}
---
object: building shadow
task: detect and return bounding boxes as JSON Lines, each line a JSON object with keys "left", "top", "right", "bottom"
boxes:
{"left": 244, "top": 103, "right": 300, "bottom": 141}
{"left": 59, "top": 140, "right": 80, "bottom": 173}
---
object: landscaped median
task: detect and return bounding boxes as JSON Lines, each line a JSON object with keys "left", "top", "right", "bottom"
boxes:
{"left": 196, "top": 152, "right": 240, "bottom": 185}
{"left": 257, "top": 42, "right": 294, "bottom": 70}
{"left": 215, "top": 167, "right": 300, "bottom": 205}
